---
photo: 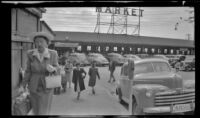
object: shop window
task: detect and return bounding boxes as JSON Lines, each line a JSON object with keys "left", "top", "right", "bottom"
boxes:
{"left": 187, "top": 50, "right": 190, "bottom": 55}
{"left": 176, "top": 50, "right": 179, "bottom": 54}
{"left": 145, "top": 48, "right": 148, "bottom": 53}
{"left": 170, "top": 49, "right": 173, "bottom": 54}
{"left": 98, "top": 46, "right": 101, "bottom": 52}
{"left": 158, "top": 49, "right": 161, "bottom": 54}
{"left": 152, "top": 48, "right": 155, "bottom": 53}
{"left": 164, "top": 49, "right": 167, "bottom": 54}
{"left": 114, "top": 47, "right": 118, "bottom": 51}
{"left": 77, "top": 46, "right": 82, "bottom": 51}
{"left": 138, "top": 48, "right": 141, "bottom": 52}
{"left": 106, "top": 46, "right": 109, "bottom": 51}
{"left": 121, "top": 47, "right": 124, "bottom": 51}
{"left": 87, "top": 46, "right": 91, "bottom": 51}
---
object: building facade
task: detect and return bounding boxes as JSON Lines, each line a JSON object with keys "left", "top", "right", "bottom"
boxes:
{"left": 11, "top": 8, "right": 55, "bottom": 99}
{"left": 53, "top": 31, "right": 195, "bottom": 56}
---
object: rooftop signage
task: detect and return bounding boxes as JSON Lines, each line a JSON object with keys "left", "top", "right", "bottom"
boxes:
{"left": 96, "top": 7, "right": 144, "bottom": 17}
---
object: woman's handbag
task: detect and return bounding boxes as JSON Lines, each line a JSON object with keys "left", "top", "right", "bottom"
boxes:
{"left": 45, "top": 74, "right": 62, "bottom": 89}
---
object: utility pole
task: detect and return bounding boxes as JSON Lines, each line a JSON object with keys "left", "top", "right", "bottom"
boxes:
{"left": 186, "top": 33, "right": 191, "bottom": 40}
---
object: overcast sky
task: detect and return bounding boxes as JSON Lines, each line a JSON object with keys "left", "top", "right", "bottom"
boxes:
{"left": 41, "top": 7, "right": 194, "bottom": 40}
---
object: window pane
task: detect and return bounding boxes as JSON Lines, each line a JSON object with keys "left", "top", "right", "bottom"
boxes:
{"left": 114, "top": 47, "right": 117, "bottom": 51}
{"left": 87, "top": 46, "right": 91, "bottom": 51}
{"left": 135, "top": 63, "right": 154, "bottom": 75}
{"left": 153, "top": 62, "right": 170, "bottom": 72}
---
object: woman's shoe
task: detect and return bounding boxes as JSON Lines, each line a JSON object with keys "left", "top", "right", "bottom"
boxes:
{"left": 92, "top": 89, "right": 95, "bottom": 95}
{"left": 77, "top": 93, "right": 80, "bottom": 100}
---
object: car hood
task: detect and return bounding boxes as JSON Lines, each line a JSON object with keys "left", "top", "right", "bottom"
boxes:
{"left": 133, "top": 84, "right": 170, "bottom": 92}
{"left": 133, "top": 72, "right": 183, "bottom": 89}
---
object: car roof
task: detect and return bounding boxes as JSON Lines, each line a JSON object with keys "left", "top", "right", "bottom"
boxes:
{"left": 107, "top": 53, "right": 123, "bottom": 56}
{"left": 123, "top": 58, "right": 168, "bottom": 66}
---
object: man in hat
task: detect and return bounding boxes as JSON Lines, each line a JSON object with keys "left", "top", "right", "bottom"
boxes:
{"left": 22, "top": 32, "right": 60, "bottom": 115}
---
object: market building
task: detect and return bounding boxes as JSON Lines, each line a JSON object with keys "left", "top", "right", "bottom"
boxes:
{"left": 52, "top": 31, "right": 195, "bottom": 56}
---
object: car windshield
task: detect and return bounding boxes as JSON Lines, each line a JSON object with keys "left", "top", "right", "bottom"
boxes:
{"left": 134, "top": 63, "right": 154, "bottom": 75}
{"left": 152, "top": 62, "right": 171, "bottom": 72}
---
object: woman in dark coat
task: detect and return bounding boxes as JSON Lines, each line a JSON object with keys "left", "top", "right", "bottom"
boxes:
{"left": 88, "top": 62, "right": 100, "bottom": 95}
{"left": 72, "top": 63, "right": 86, "bottom": 100}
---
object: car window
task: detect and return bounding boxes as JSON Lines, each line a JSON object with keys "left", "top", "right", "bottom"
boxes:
{"left": 153, "top": 62, "right": 170, "bottom": 72}
{"left": 134, "top": 63, "right": 154, "bottom": 75}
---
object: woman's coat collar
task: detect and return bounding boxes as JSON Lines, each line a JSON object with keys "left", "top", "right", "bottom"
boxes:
{"left": 32, "top": 48, "right": 50, "bottom": 59}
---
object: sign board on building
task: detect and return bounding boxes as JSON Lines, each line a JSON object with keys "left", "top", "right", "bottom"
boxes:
{"left": 55, "top": 42, "right": 79, "bottom": 48}
{"left": 96, "top": 7, "right": 144, "bottom": 17}
{"left": 179, "top": 48, "right": 188, "bottom": 51}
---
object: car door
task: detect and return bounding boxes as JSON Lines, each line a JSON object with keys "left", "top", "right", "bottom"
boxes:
{"left": 120, "top": 65, "right": 133, "bottom": 102}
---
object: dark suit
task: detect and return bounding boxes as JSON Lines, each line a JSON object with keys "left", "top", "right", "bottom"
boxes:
{"left": 72, "top": 68, "right": 86, "bottom": 92}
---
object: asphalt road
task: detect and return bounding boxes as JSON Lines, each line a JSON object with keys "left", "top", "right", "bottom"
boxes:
{"left": 49, "top": 66, "right": 195, "bottom": 115}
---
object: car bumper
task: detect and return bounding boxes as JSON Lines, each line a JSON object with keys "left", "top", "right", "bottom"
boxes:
{"left": 143, "top": 103, "right": 195, "bottom": 114}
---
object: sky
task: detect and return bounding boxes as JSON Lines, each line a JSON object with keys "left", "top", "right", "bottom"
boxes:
{"left": 41, "top": 7, "right": 194, "bottom": 40}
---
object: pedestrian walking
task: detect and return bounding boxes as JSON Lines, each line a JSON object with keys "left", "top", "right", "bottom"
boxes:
{"left": 88, "top": 62, "right": 100, "bottom": 95}
{"left": 108, "top": 60, "right": 116, "bottom": 83}
{"left": 72, "top": 63, "right": 86, "bottom": 100}
{"left": 22, "top": 32, "right": 60, "bottom": 115}
{"left": 62, "top": 59, "right": 73, "bottom": 92}
{"left": 175, "top": 60, "right": 181, "bottom": 72}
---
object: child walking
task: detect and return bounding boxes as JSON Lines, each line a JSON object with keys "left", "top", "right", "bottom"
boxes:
{"left": 88, "top": 62, "right": 100, "bottom": 95}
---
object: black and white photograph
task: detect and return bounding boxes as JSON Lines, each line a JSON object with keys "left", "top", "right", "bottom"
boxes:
{"left": 10, "top": 1, "right": 195, "bottom": 116}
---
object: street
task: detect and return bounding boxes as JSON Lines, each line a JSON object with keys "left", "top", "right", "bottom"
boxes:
{"left": 49, "top": 66, "right": 195, "bottom": 115}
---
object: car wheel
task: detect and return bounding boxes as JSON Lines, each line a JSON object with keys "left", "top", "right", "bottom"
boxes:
{"left": 132, "top": 96, "right": 143, "bottom": 115}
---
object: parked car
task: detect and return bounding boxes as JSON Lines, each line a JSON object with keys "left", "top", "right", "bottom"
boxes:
{"left": 124, "top": 54, "right": 141, "bottom": 62}
{"left": 152, "top": 54, "right": 170, "bottom": 62}
{"left": 87, "top": 53, "right": 109, "bottom": 66}
{"left": 106, "top": 53, "right": 125, "bottom": 66}
{"left": 165, "top": 55, "right": 185, "bottom": 68}
{"left": 165, "top": 55, "right": 178, "bottom": 63}
{"left": 136, "top": 54, "right": 150, "bottom": 59}
{"left": 116, "top": 58, "right": 195, "bottom": 115}
{"left": 180, "top": 55, "right": 195, "bottom": 71}
{"left": 68, "top": 53, "right": 89, "bottom": 66}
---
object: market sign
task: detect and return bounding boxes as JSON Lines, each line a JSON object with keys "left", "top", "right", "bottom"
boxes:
{"left": 96, "top": 7, "right": 144, "bottom": 17}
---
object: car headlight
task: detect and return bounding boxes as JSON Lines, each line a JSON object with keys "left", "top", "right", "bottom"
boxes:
{"left": 146, "top": 90, "right": 153, "bottom": 97}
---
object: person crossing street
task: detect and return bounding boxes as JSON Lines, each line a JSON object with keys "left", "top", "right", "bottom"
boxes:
{"left": 88, "top": 62, "right": 100, "bottom": 95}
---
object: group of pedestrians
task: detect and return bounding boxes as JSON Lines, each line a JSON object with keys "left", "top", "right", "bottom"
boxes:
{"left": 62, "top": 60, "right": 100, "bottom": 100}
{"left": 20, "top": 31, "right": 118, "bottom": 115}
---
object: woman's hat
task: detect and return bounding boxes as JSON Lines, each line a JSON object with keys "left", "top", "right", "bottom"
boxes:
{"left": 29, "top": 32, "right": 54, "bottom": 45}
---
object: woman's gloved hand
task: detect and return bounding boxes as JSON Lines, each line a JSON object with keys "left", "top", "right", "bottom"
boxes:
{"left": 47, "top": 64, "right": 56, "bottom": 73}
